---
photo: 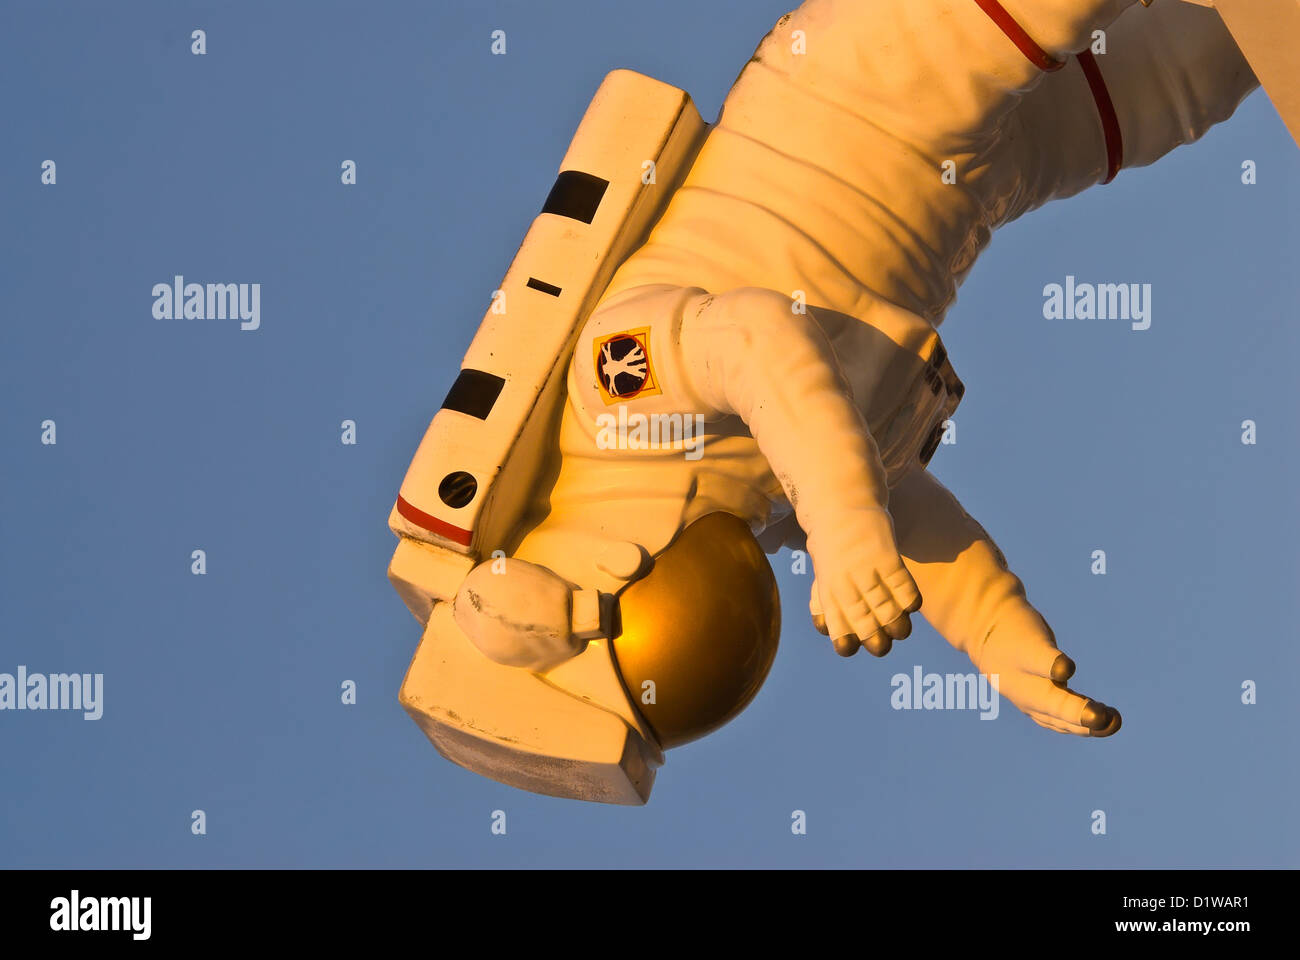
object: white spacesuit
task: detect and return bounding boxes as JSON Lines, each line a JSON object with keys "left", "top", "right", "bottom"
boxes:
{"left": 392, "top": 0, "right": 1264, "bottom": 801}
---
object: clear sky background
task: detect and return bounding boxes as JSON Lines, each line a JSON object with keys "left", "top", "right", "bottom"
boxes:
{"left": 2, "top": 0, "right": 1296, "bottom": 868}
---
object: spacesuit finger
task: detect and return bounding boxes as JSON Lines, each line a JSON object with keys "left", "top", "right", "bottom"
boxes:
{"left": 974, "top": 606, "right": 1071, "bottom": 682}
{"left": 819, "top": 581, "right": 856, "bottom": 644}
{"left": 1027, "top": 711, "right": 1090, "bottom": 736}
{"left": 840, "top": 590, "right": 885, "bottom": 652}
{"left": 810, "top": 579, "right": 829, "bottom": 635}
{"left": 1078, "top": 698, "right": 1121, "bottom": 735}
{"left": 880, "top": 613, "right": 912, "bottom": 642}
{"left": 863, "top": 581, "right": 906, "bottom": 633}
{"left": 882, "top": 565, "right": 922, "bottom": 614}
{"left": 861, "top": 630, "right": 893, "bottom": 657}
{"left": 1050, "top": 653, "right": 1076, "bottom": 684}
{"left": 1002, "top": 674, "right": 1117, "bottom": 734}
{"left": 1028, "top": 701, "right": 1122, "bottom": 737}
{"left": 1087, "top": 705, "right": 1122, "bottom": 738}
{"left": 832, "top": 634, "right": 862, "bottom": 657}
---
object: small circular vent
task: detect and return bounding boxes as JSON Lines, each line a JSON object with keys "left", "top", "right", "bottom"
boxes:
{"left": 438, "top": 471, "right": 477, "bottom": 509}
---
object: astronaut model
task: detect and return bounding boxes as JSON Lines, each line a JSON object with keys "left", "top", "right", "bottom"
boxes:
{"left": 389, "top": 0, "right": 1279, "bottom": 803}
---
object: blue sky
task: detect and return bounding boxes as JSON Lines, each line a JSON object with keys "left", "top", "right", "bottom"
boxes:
{"left": 1, "top": 0, "right": 1296, "bottom": 867}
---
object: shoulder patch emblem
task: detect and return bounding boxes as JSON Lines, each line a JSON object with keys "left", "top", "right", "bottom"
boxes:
{"left": 594, "top": 327, "right": 661, "bottom": 404}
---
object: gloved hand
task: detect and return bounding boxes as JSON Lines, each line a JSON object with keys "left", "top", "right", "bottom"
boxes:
{"left": 887, "top": 466, "right": 1122, "bottom": 736}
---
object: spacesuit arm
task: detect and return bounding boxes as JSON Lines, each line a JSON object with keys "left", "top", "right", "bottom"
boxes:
{"left": 671, "top": 286, "right": 923, "bottom": 652}
{"left": 888, "top": 467, "right": 1121, "bottom": 736}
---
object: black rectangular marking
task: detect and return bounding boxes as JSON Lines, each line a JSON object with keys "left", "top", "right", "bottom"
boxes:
{"left": 441, "top": 368, "right": 506, "bottom": 420}
{"left": 540, "top": 170, "right": 609, "bottom": 224}
{"left": 526, "top": 277, "right": 562, "bottom": 297}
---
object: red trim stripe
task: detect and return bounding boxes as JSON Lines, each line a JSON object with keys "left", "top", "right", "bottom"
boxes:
{"left": 973, "top": 0, "right": 1067, "bottom": 72}
{"left": 1076, "top": 50, "right": 1123, "bottom": 184}
{"left": 973, "top": 1, "right": 1124, "bottom": 184}
{"left": 395, "top": 495, "right": 473, "bottom": 547}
